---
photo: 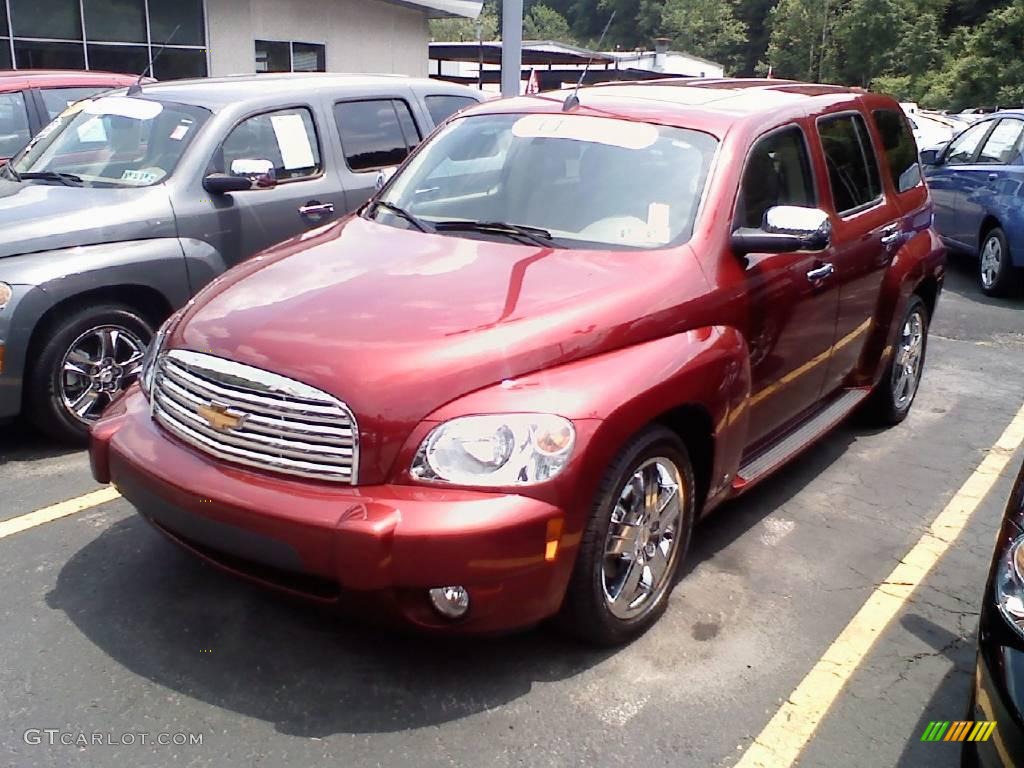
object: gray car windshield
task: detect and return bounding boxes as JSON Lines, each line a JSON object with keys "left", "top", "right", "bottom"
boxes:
{"left": 10, "top": 95, "right": 210, "bottom": 188}
{"left": 376, "top": 112, "right": 718, "bottom": 250}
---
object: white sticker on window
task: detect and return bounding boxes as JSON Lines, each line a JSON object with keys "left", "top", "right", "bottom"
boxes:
{"left": 270, "top": 113, "right": 316, "bottom": 170}
{"left": 647, "top": 202, "right": 671, "bottom": 243}
{"left": 512, "top": 114, "right": 658, "bottom": 150}
{"left": 120, "top": 168, "right": 162, "bottom": 185}
{"left": 77, "top": 116, "right": 107, "bottom": 143}
{"left": 85, "top": 96, "right": 163, "bottom": 121}
{"left": 169, "top": 124, "right": 190, "bottom": 141}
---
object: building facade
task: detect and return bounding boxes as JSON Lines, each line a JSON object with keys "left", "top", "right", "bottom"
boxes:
{"left": 0, "top": 0, "right": 480, "bottom": 80}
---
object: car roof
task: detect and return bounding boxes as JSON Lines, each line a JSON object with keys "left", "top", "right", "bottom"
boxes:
{"left": 465, "top": 78, "right": 891, "bottom": 138}
{"left": 0, "top": 69, "right": 142, "bottom": 90}
{"left": 115, "top": 72, "right": 484, "bottom": 111}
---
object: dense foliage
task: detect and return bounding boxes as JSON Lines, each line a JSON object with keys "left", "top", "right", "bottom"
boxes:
{"left": 430, "top": 0, "right": 1023, "bottom": 110}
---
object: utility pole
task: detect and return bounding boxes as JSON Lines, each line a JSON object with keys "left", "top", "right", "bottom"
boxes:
{"left": 501, "top": 0, "right": 523, "bottom": 97}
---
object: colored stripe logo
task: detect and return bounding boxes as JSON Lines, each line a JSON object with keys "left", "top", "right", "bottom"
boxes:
{"left": 920, "top": 721, "right": 996, "bottom": 742}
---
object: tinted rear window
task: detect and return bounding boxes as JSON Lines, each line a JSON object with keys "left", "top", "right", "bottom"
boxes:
{"left": 872, "top": 109, "right": 922, "bottom": 193}
{"left": 819, "top": 113, "right": 883, "bottom": 214}
{"left": 425, "top": 95, "right": 478, "bottom": 125}
{"left": 334, "top": 99, "right": 421, "bottom": 173}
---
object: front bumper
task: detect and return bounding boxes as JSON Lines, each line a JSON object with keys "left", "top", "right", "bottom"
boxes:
{"left": 90, "top": 387, "right": 576, "bottom": 634}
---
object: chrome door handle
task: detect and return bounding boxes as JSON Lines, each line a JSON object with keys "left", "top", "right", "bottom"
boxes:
{"left": 880, "top": 228, "right": 902, "bottom": 247}
{"left": 806, "top": 263, "right": 835, "bottom": 282}
{"left": 299, "top": 202, "right": 335, "bottom": 217}
{"left": 988, "top": 173, "right": 999, "bottom": 181}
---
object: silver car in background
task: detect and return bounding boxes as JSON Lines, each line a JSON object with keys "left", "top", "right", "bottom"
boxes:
{"left": 0, "top": 73, "right": 484, "bottom": 441}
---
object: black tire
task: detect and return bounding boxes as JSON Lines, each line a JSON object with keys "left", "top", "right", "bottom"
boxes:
{"left": 556, "top": 426, "right": 696, "bottom": 646}
{"left": 864, "top": 295, "right": 929, "bottom": 427}
{"left": 27, "top": 304, "right": 154, "bottom": 444}
{"left": 978, "top": 226, "right": 1021, "bottom": 297}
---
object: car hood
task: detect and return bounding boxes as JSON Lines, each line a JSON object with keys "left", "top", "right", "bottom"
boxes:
{"left": 0, "top": 179, "right": 176, "bottom": 259}
{"left": 173, "top": 216, "right": 710, "bottom": 482}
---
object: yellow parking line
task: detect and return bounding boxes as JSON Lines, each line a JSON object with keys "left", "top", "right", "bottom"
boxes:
{"left": 0, "top": 487, "right": 122, "bottom": 540}
{"left": 735, "top": 400, "right": 1024, "bottom": 768}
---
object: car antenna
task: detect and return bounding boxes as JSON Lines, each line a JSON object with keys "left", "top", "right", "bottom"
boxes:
{"left": 127, "top": 24, "right": 181, "bottom": 96}
{"left": 563, "top": 11, "right": 615, "bottom": 112}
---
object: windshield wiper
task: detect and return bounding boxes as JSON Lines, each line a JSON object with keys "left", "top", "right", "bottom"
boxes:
{"left": 433, "top": 220, "right": 554, "bottom": 247}
{"left": 18, "top": 171, "right": 84, "bottom": 187}
{"left": 372, "top": 200, "right": 432, "bottom": 233}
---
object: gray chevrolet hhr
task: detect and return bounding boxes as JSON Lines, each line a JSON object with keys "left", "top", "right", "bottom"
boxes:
{"left": 0, "top": 72, "right": 484, "bottom": 441}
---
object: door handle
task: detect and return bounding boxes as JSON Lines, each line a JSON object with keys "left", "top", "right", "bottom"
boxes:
{"left": 299, "top": 202, "right": 335, "bottom": 217}
{"left": 988, "top": 173, "right": 1000, "bottom": 182}
{"left": 806, "top": 263, "right": 835, "bottom": 282}
{"left": 880, "top": 225, "right": 902, "bottom": 248}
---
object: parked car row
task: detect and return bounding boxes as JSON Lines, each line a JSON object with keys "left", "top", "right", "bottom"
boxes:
{"left": 0, "top": 72, "right": 485, "bottom": 441}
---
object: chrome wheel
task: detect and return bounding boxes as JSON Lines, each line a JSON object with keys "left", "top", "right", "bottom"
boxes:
{"left": 602, "top": 457, "right": 685, "bottom": 621}
{"left": 59, "top": 325, "right": 147, "bottom": 424}
{"left": 891, "top": 308, "right": 926, "bottom": 410}
{"left": 981, "top": 235, "right": 1002, "bottom": 290}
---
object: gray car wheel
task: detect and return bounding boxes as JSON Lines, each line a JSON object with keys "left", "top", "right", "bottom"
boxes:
{"left": 28, "top": 304, "right": 153, "bottom": 443}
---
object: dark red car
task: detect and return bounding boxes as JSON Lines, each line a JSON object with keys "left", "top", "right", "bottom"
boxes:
{"left": 90, "top": 79, "right": 946, "bottom": 644}
{"left": 0, "top": 69, "right": 142, "bottom": 161}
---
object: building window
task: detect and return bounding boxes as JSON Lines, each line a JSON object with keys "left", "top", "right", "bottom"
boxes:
{"left": 1, "top": 0, "right": 207, "bottom": 79}
{"left": 256, "top": 40, "right": 326, "bottom": 73}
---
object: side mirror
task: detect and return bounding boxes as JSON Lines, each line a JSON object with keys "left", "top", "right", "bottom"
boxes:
{"left": 375, "top": 166, "right": 397, "bottom": 192}
{"left": 919, "top": 144, "right": 947, "bottom": 166}
{"left": 731, "top": 205, "right": 832, "bottom": 256}
{"left": 203, "top": 173, "right": 255, "bottom": 194}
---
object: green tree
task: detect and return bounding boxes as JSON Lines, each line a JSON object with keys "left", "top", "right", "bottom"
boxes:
{"left": 659, "top": 0, "right": 749, "bottom": 72}
{"left": 524, "top": 4, "right": 577, "bottom": 41}
{"left": 770, "top": 0, "right": 839, "bottom": 81}
{"left": 430, "top": 1, "right": 500, "bottom": 41}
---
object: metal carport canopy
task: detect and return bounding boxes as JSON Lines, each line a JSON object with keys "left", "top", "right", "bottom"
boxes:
{"left": 429, "top": 40, "right": 616, "bottom": 66}
{"left": 380, "top": 0, "right": 483, "bottom": 18}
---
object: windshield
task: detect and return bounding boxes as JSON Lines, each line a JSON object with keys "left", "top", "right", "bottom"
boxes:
{"left": 11, "top": 95, "right": 210, "bottom": 188}
{"left": 375, "top": 112, "right": 718, "bottom": 250}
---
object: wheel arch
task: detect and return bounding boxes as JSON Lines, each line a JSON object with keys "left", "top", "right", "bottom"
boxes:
{"left": 979, "top": 214, "right": 1001, "bottom": 251}
{"left": 655, "top": 403, "right": 716, "bottom": 513}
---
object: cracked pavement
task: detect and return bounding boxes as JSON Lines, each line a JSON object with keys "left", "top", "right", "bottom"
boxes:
{"left": 0, "top": 250, "right": 1022, "bottom": 768}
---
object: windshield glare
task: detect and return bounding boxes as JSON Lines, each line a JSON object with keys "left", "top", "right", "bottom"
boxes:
{"left": 379, "top": 113, "right": 718, "bottom": 249}
{"left": 12, "top": 95, "right": 210, "bottom": 188}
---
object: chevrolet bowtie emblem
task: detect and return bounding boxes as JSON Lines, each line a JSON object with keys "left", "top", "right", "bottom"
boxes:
{"left": 196, "top": 403, "right": 247, "bottom": 432}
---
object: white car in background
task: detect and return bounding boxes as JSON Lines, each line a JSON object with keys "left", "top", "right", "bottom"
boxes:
{"left": 905, "top": 111, "right": 956, "bottom": 151}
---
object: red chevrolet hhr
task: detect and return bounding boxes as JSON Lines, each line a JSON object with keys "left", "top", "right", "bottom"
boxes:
{"left": 91, "top": 79, "right": 946, "bottom": 644}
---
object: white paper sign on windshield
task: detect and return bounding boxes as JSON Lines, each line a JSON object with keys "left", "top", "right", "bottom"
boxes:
{"left": 77, "top": 116, "right": 108, "bottom": 143}
{"left": 271, "top": 114, "right": 316, "bottom": 170}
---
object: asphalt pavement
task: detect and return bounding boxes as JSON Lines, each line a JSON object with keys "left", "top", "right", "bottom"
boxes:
{"left": 1, "top": 250, "right": 1022, "bottom": 768}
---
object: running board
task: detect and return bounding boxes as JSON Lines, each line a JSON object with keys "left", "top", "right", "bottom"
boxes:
{"left": 734, "top": 388, "right": 871, "bottom": 489}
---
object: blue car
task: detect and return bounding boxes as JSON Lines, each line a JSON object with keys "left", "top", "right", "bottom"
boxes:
{"left": 922, "top": 112, "right": 1024, "bottom": 296}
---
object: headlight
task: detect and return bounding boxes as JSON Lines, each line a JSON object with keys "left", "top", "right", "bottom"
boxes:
{"left": 139, "top": 311, "right": 180, "bottom": 397}
{"left": 0, "top": 283, "right": 11, "bottom": 311}
{"left": 411, "top": 414, "right": 576, "bottom": 487}
{"left": 996, "top": 534, "right": 1024, "bottom": 639}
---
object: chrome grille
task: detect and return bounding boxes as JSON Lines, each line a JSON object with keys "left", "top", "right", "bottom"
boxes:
{"left": 151, "top": 350, "right": 358, "bottom": 483}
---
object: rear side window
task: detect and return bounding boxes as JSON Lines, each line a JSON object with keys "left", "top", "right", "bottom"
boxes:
{"left": 872, "top": 109, "right": 922, "bottom": 193}
{"left": 39, "top": 87, "right": 110, "bottom": 120}
{"left": 0, "top": 91, "right": 31, "bottom": 158}
{"left": 977, "top": 118, "right": 1024, "bottom": 165}
{"left": 425, "top": 94, "right": 478, "bottom": 125}
{"left": 818, "top": 113, "right": 883, "bottom": 215}
{"left": 736, "top": 126, "right": 816, "bottom": 229}
{"left": 216, "top": 107, "right": 322, "bottom": 182}
{"left": 334, "top": 99, "right": 421, "bottom": 172}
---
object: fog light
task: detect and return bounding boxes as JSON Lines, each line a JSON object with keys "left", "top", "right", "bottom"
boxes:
{"left": 428, "top": 585, "right": 470, "bottom": 619}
